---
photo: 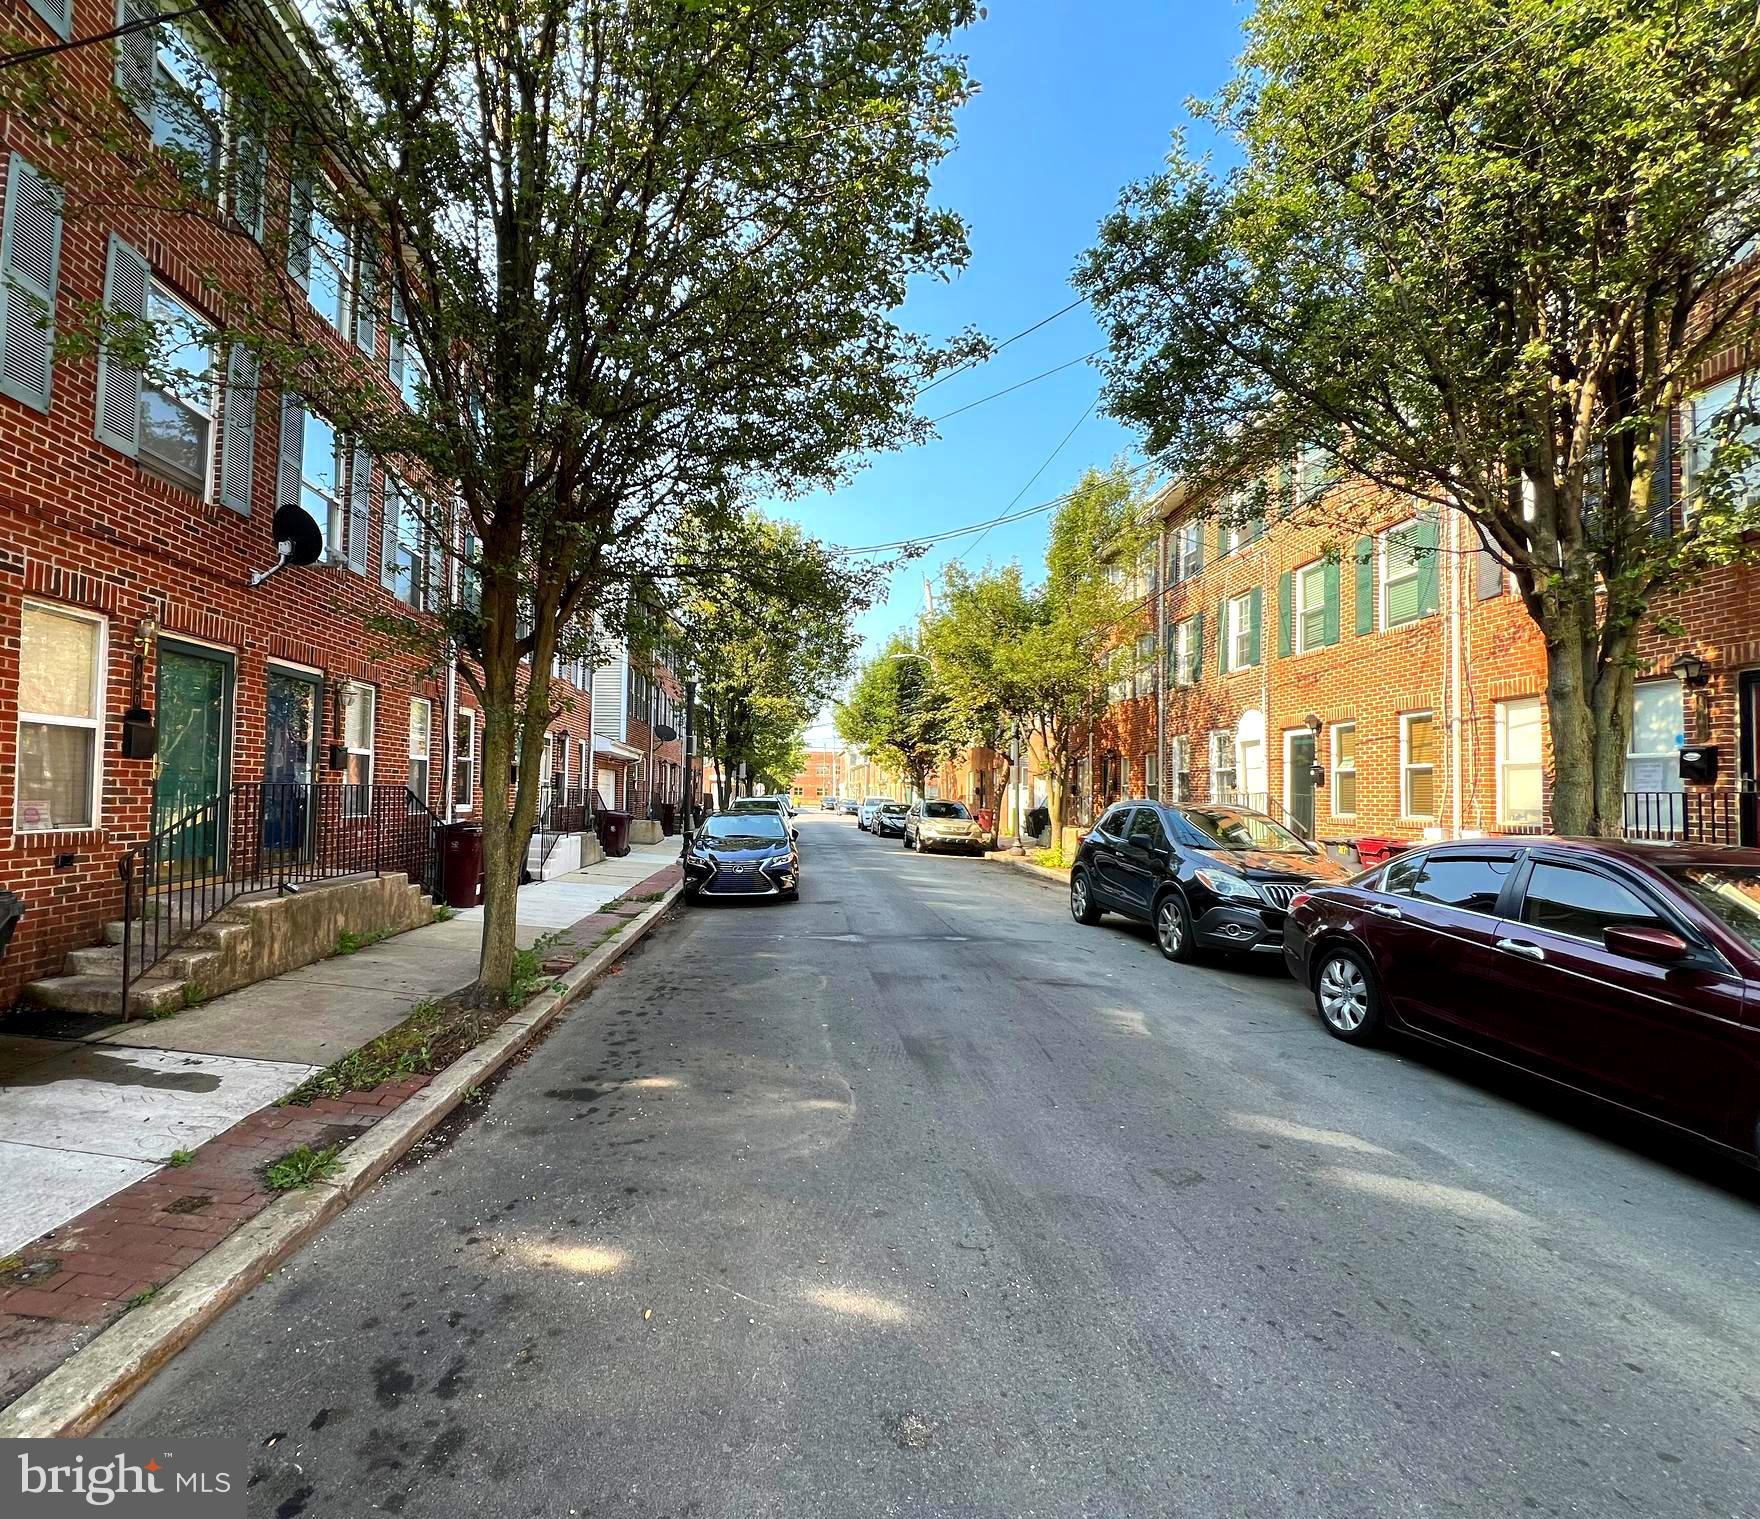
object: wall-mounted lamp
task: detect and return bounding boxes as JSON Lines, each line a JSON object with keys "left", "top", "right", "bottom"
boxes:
{"left": 1670, "top": 650, "right": 1710, "bottom": 689}
{"left": 1305, "top": 712, "right": 1324, "bottom": 736}
{"left": 121, "top": 616, "right": 160, "bottom": 759}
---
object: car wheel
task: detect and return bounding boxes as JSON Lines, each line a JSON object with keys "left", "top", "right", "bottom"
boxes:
{"left": 1153, "top": 891, "right": 1195, "bottom": 963}
{"left": 1313, "top": 946, "right": 1383, "bottom": 1043}
{"left": 1070, "top": 868, "right": 1102, "bottom": 925}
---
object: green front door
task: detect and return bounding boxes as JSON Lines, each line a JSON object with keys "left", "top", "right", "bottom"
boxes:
{"left": 154, "top": 642, "right": 233, "bottom": 873}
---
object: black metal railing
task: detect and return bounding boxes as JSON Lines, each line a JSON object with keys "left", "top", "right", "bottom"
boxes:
{"left": 119, "top": 782, "right": 441, "bottom": 1014}
{"left": 1621, "top": 789, "right": 1739, "bottom": 845}
{"left": 533, "top": 784, "right": 594, "bottom": 875}
{"left": 1222, "top": 789, "right": 1315, "bottom": 840}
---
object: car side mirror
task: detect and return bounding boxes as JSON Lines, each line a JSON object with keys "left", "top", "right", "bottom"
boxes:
{"left": 1603, "top": 924, "right": 1689, "bottom": 962}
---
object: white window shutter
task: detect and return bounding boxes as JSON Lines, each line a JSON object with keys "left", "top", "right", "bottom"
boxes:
{"left": 425, "top": 506, "right": 444, "bottom": 612}
{"left": 388, "top": 286, "right": 405, "bottom": 385}
{"left": 380, "top": 475, "right": 401, "bottom": 591}
{"left": 348, "top": 445, "right": 372, "bottom": 574}
{"left": 113, "top": 0, "right": 156, "bottom": 127}
{"left": 94, "top": 233, "right": 149, "bottom": 455}
{"left": 218, "top": 343, "right": 258, "bottom": 514}
{"left": 232, "top": 112, "right": 267, "bottom": 240}
{"left": 24, "top": 0, "right": 72, "bottom": 42}
{"left": 353, "top": 231, "right": 377, "bottom": 355}
{"left": 0, "top": 154, "right": 64, "bottom": 412}
{"left": 287, "top": 174, "right": 313, "bottom": 288}
{"left": 277, "top": 391, "right": 305, "bottom": 512}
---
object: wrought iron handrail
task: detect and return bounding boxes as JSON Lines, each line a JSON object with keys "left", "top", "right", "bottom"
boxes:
{"left": 1620, "top": 789, "right": 1738, "bottom": 845}
{"left": 533, "top": 783, "right": 594, "bottom": 874}
{"left": 119, "top": 782, "right": 442, "bottom": 1014}
{"left": 1222, "top": 789, "right": 1314, "bottom": 840}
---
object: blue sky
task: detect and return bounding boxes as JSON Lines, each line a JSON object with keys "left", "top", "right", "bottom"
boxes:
{"left": 772, "top": 0, "right": 1244, "bottom": 745}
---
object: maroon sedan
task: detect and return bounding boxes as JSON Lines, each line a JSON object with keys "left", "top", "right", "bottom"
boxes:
{"left": 1282, "top": 838, "right": 1760, "bottom": 1161}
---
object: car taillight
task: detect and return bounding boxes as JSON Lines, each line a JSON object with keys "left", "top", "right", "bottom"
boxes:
{"left": 1289, "top": 891, "right": 1311, "bottom": 912}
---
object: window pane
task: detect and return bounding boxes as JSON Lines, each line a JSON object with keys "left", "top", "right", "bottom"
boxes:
{"left": 345, "top": 685, "right": 374, "bottom": 748}
{"left": 1503, "top": 766, "right": 1543, "bottom": 827}
{"left": 1629, "top": 681, "right": 1682, "bottom": 756}
{"left": 1407, "top": 767, "right": 1435, "bottom": 816}
{"left": 1385, "top": 574, "right": 1421, "bottom": 625}
{"left": 409, "top": 699, "right": 430, "bottom": 760}
{"left": 18, "top": 721, "right": 95, "bottom": 829}
{"left": 1335, "top": 769, "right": 1356, "bottom": 814}
{"left": 1499, "top": 698, "right": 1542, "bottom": 764}
{"left": 1334, "top": 725, "right": 1355, "bottom": 765}
{"left": 1384, "top": 853, "right": 1426, "bottom": 897}
{"left": 1406, "top": 856, "right": 1513, "bottom": 914}
{"left": 1406, "top": 715, "right": 1436, "bottom": 765}
{"left": 21, "top": 606, "right": 99, "bottom": 718}
{"left": 1521, "top": 863, "right": 1661, "bottom": 941}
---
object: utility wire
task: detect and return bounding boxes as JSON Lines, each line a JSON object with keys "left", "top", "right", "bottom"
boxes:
{"left": 0, "top": 3, "right": 211, "bottom": 70}
{"left": 913, "top": 294, "right": 1088, "bottom": 400}
{"left": 953, "top": 395, "right": 1101, "bottom": 567}
{"left": 927, "top": 349, "right": 1102, "bottom": 426}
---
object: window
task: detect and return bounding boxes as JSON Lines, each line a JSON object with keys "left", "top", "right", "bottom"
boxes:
{"left": 452, "top": 710, "right": 475, "bottom": 811}
{"left": 1331, "top": 722, "right": 1356, "bottom": 816}
{"left": 1134, "top": 633, "right": 1155, "bottom": 698}
{"left": 1495, "top": 697, "right": 1544, "bottom": 828}
{"left": 1294, "top": 560, "right": 1328, "bottom": 653}
{"left": 1144, "top": 749, "right": 1158, "bottom": 799}
{"left": 16, "top": 602, "right": 104, "bottom": 831}
{"left": 147, "top": 18, "right": 222, "bottom": 195}
{"left": 1209, "top": 731, "right": 1236, "bottom": 802}
{"left": 1381, "top": 518, "right": 1433, "bottom": 628}
{"left": 381, "top": 477, "right": 432, "bottom": 610}
{"left": 1393, "top": 854, "right": 1514, "bottom": 915}
{"left": 1294, "top": 444, "right": 1338, "bottom": 503}
{"left": 407, "top": 697, "right": 431, "bottom": 803}
{"left": 1520, "top": 862, "right": 1664, "bottom": 943}
{"left": 302, "top": 411, "right": 342, "bottom": 553}
{"left": 1171, "top": 737, "right": 1191, "bottom": 802}
{"left": 1224, "top": 591, "right": 1256, "bottom": 671}
{"left": 1170, "top": 615, "right": 1199, "bottom": 686}
{"left": 1097, "top": 804, "right": 1134, "bottom": 836}
{"left": 1625, "top": 679, "right": 1683, "bottom": 795}
{"left": 137, "top": 282, "right": 214, "bottom": 496}
{"left": 1172, "top": 520, "right": 1202, "bottom": 581}
{"left": 1684, "top": 377, "right": 1760, "bottom": 523}
{"left": 343, "top": 681, "right": 375, "bottom": 815}
{"left": 301, "top": 182, "right": 349, "bottom": 332}
{"left": 1129, "top": 807, "right": 1168, "bottom": 852}
{"left": 1401, "top": 711, "right": 1436, "bottom": 818}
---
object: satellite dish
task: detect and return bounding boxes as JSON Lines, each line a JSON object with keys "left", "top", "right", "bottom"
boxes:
{"left": 655, "top": 724, "right": 679, "bottom": 744}
{"left": 250, "top": 505, "right": 325, "bottom": 587}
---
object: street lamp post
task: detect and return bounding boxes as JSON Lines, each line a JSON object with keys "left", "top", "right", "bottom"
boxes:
{"left": 679, "top": 678, "right": 698, "bottom": 863}
{"left": 1010, "top": 721, "right": 1026, "bottom": 856}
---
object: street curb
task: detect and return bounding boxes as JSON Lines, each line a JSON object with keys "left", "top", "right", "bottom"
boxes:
{"left": 984, "top": 851, "right": 1071, "bottom": 887}
{"left": 0, "top": 881, "right": 684, "bottom": 1439}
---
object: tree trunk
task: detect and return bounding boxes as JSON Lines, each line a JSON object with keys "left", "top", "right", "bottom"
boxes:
{"left": 1540, "top": 594, "right": 1630, "bottom": 838}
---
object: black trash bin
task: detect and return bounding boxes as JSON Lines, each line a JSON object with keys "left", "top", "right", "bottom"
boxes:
{"left": 441, "top": 822, "right": 484, "bottom": 908}
{"left": 596, "top": 809, "right": 632, "bottom": 858}
{"left": 659, "top": 801, "right": 678, "bottom": 837}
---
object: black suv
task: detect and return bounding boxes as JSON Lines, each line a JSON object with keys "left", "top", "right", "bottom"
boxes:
{"left": 1070, "top": 800, "right": 1351, "bottom": 962}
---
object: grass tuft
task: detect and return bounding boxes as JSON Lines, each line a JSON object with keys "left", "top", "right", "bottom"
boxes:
{"left": 265, "top": 1143, "right": 343, "bottom": 1191}
{"left": 165, "top": 1148, "right": 195, "bottom": 1168}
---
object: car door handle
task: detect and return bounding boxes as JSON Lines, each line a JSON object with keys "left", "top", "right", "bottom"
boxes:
{"left": 1370, "top": 903, "right": 1403, "bottom": 919}
{"left": 1495, "top": 938, "right": 1545, "bottom": 962}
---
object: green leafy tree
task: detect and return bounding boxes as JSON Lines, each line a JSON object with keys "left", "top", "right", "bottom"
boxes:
{"left": 921, "top": 465, "right": 1150, "bottom": 840}
{"left": 1080, "top": 0, "right": 1760, "bottom": 836}
{"left": 835, "top": 633, "right": 962, "bottom": 797}
{"left": 7, "top": 0, "right": 980, "bottom": 998}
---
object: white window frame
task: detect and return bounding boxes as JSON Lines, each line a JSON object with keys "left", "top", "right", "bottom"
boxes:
{"left": 1209, "top": 730, "right": 1236, "bottom": 803}
{"left": 407, "top": 696, "right": 431, "bottom": 805}
{"left": 302, "top": 410, "right": 343, "bottom": 555}
{"left": 1133, "top": 633, "right": 1154, "bottom": 699}
{"left": 1495, "top": 697, "right": 1544, "bottom": 828}
{"left": 1624, "top": 679, "right": 1684, "bottom": 796}
{"left": 1381, "top": 519, "right": 1423, "bottom": 630}
{"left": 15, "top": 601, "right": 106, "bottom": 833}
{"left": 452, "top": 707, "right": 476, "bottom": 813}
{"left": 1173, "top": 520, "right": 1201, "bottom": 580}
{"left": 1683, "top": 376, "right": 1760, "bottom": 526}
{"left": 1225, "top": 591, "right": 1254, "bottom": 671}
{"left": 1400, "top": 710, "right": 1436, "bottom": 820}
{"left": 1330, "top": 722, "right": 1357, "bottom": 818}
{"left": 150, "top": 16, "right": 223, "bottom": 196}
{"left": 1171, "top": 616, "right": 1197, "bottom": 686}
{"left": 342, "top": 680, "right": 375, "bottom": 817}
{"left": 1170, "top": 736, "right": 1190, "bottom": 803}
{"left": 305, "top": 178, "right": 350, "bottom": 332}
{"left": 137, "top": 278, "right": 216, "bottom": 499}
{"left": 1294, "top": 558, "right": 1328, "bottom": 654}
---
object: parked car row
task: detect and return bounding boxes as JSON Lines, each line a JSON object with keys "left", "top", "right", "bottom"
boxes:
{"left": 1071, "top": 799, "right": 1760, "bottom": 1165}
{"left": 850, "top": 796, "right": 997, "bottom": 853}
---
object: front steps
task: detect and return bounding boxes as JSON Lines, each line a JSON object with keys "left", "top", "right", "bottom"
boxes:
{"left": 23, "top": 875, "right": 435, "bottom": 1020}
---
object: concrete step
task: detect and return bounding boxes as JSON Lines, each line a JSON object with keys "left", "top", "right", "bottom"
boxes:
{"left": 22, "top": 973, "right": 188, "bottom": 1018}
{"left": 63, "top": 944, "right": 124, "bottom": 976}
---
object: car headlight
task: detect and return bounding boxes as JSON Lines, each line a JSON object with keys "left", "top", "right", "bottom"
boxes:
{"left": 1194, "top": 868, "right": 1264, "bottom": 902}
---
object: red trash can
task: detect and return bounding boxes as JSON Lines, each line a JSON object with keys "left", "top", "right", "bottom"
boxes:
{"left": 976, "top": 807, "right": 997, "bottom": 835}
{"left": 441, "top": 822, "right": 484, "bottom": 908}
{"left": 1353, "top": 836, "right": 1410, "bottom": 868}
{"left": 597, "top": 809, "right": 632, "bottom": 858}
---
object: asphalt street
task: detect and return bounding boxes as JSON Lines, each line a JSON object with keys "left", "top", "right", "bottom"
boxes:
{"left": 109, "top": 814, "right": 1760, "bottom": 1518}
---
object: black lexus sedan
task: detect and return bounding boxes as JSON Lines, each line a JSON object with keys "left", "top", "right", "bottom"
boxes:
{"left": 873, "top": 801, "right": 909, "bottom": 838}
{"left": 1070, "top": 800, "right": 1351, "bottom": 962}
{"left": 683, "top": 811, "right": 800, "bottom": 902}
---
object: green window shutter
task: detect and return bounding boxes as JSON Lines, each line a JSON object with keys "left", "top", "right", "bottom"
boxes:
{"left": 25, "top": 0, "right": 73, "bottom": 40}
{"left": 1276, "top": 570, "right": 1293, "bottom": 657}
{"left": 94, "top": 233, "right": 149, "bottom": 455}
{"left": 1247, "top": 586, "right": 1262, "bottom": 667}
{"left": 0, "top": 154, "right": 64, "bottom": 412}
{"left": 1189, "top": 609, "right": 1203, "bottom": 684}
{"left": 1354, "top": 534, "right": 1374, "bottom": 635}
{"left": 113, "top": 0, "right": 156, "bottom": 127}
{"left": 1415, "top": 513, "right": 1440, "bottom": 615}
{"left": 348, "top": 446, "right": 372, "bottom": 574}
{"left": 218, "top": 343, "right": 258, "bottom": 514}
{"left": 277, "top": 391, "right": 305, "bottom": 513}
{"left": 1322, "top": 559, "right": 1341, "bottom": 645}
{"left": 1217, "top": 602, "right": 1229, "bottom": 675}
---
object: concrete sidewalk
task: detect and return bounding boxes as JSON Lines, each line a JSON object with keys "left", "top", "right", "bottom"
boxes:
{"left": 0, "top": 836, "right": 681, "bottom": 1259}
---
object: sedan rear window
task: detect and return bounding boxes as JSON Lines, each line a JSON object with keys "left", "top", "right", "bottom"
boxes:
{"left": 1386, "top": 854, "right": 1513, "bottom": 915}
{"left": 1660, "top": 865, "right": 1760, "bottom": 954}
{"left": 923, "top": 801, "right": 969, "bottom": 819}
{"left": 703, "top": 814, "right": 787, "bottom": 842}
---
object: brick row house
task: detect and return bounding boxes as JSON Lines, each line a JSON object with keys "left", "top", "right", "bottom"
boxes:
{"left": 1071, "top": 364, "right": 1760, "bottom": 849}
{"left": 0, "top": 0, "right": 613, "bottom": 1008}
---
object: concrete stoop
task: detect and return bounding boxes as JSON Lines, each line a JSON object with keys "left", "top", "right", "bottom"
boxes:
{"left": 523, "top": 830, "right": 605, "bottom": 881}
{"left": 23, "top": 874, "right": 436, "bottom": 1020}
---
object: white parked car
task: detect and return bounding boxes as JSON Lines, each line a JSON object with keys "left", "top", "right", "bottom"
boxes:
{"left": 857, "top": 796, "right": 891, "bottom": 831}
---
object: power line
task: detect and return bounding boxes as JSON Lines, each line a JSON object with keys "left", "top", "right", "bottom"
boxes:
{"left": 954, "top": 395, "right": 1100, "bottom": 567}
{"left": 927, "top": 349, "right": 1102, "bottom": 426}
{"left": 0, "top": 3, "right": 211, "bottom": 70}
{"left": 913, "top": 294, "right": 1088, "bottom": 400}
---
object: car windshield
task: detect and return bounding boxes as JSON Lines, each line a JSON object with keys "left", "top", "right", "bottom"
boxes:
{"left": 1660, "top": 865, "right": 1760, "bottom": 953}
{"left": 880, "top": 804, "right": 907, "bottom": 815}
{"left": 1178, "top": 807, "right": 1306, "bottom": 853}
{"left": 923, "top": 801, "right": 969, "bottom": 819}
{"left": 731, "top": 798, "right": 782, "bottom": 812}
{"left": 702, "top": 814, "right": 787, "bottom": 845}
